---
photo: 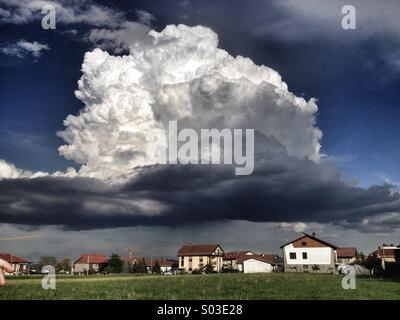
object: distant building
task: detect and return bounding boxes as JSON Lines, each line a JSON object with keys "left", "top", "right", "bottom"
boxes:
{"left": 336, "top": 247, "right": 357, "bottom": 265}
{"left": 237, "top": 254, "right": 278, "bottom": 273}
{"left": 177, "top": 244, "right": 224, "bottom": 272}
{"left": 281, "top": 233, "right": 337, "bottom": 273}
{"left": 223, "top": 251, "right": 255, "bottom": 270}
{"left": 0, "top": 253, "right": 31, "bottom": 275}
{"left": 146, "top": 258, "right": 178, "bottom": 273}
{"left": 372, "top": 245, "right": 400, "bottom": 269}
{"left": 73, "top": 254, "right": 108, "bottom": 274}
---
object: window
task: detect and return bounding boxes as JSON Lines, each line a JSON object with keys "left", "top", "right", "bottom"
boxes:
{"left": 303, "top": 265, "right": 308, "bottom": 269}
{"left": 302, "top": 252, "right": 307, "bottom": 259}
{"left": 301, "top": 241, "right": 307, "bottom": 246}
{"left": 289, "top": 252, "right": 296, "bottom": 259}
{"left": 199, "top": 257, "right": 203, "bottom": 263}
{"left": 189, "top": 257, "right": 192, "bottom": 262}
{"left": 180, "top": 257, "right": 184, "bottom": 267}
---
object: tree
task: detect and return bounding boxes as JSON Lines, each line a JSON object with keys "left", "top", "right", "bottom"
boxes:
{"left": 152, "top": 260, "right": 161, "bottom": 274}
{"left": 38, "top": 256, "right": 57, "bottom": 269}
{"left": 364, "top": 254, "right": 382, "bottom": 270}
{"left": 121, "top": 261, "right": 129, "bottom": 273}
{"left": 132, "top": 258, "right": 148, "bottom": 273}
{"left": 203, "top": 264, "right": 214, "bottom": 274}
{"left": 56, "top": 256, "right": 71, "bottom": 273}
{"left": 354, "top": 251, "right": 366, "bottom": 265}
{"left": 105, "top": 253, "right": 123, "bottom": 273}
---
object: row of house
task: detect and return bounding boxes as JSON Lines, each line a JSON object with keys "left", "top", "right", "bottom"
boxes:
{"left": 1, "top": 233, "right": 399, "bottom": 275}
{"left": 177, "top": 233, "right": 364, "bottom": 274}
{"left": 73, "top": 254, "right": 178, "bottom": 274}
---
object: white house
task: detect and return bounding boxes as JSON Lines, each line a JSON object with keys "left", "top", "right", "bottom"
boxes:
{"left": 223, "top": 251, "right": 255, "bottom": 271}
{"left": 238, "top": 254, "right": 277, "bottom": 273}
{"left": 281, "top": 233, "right": 337, "bottom": 273}
{"left": 0, "top": 253, "right": 31, "bottom": 275}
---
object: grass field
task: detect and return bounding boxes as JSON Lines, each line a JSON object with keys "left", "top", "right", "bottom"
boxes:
{"left": 1, "top": 273, "right": 399, "bottom": 300}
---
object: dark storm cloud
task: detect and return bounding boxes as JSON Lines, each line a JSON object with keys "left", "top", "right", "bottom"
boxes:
{"left": 1, "top": 147, "right": 400, "bottom": 231}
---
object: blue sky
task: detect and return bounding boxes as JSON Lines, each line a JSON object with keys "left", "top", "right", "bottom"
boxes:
{"left": 1, "top": 0, "right": 400, "bottom": 257}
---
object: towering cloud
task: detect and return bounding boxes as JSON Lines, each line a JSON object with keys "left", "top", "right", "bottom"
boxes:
{"left": 57, "top": 24, "right": 321, "bottom": 182}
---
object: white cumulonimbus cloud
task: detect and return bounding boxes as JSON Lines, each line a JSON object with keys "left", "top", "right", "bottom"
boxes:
{"left": 0, "top": 24, "right": 322, "bottom": 183}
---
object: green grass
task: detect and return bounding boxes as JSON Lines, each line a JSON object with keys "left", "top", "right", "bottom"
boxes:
{"left": 1, "top": 273, "right": 399, "bottom": 300}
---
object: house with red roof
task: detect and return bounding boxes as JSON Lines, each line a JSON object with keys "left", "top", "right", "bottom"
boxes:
{"left": 281, "top": 233, "right": 338, "bottom": 273}
{"left": 0, "top": 253, "right": 31, "bottom": 275}
{"left": 146, "top": 258, "right": 178, "bottom": 273}
{"left": 73, "top": 254, "right": 108, "bottom": 274}
{"left": 177, "top": 243, "right": 224, "bottom": 272}
{"left": 371, "top": 245, "right": 400, "bottom": 270}
{"left": 336, "top": 247, "right": 357, "bottom": 265}
{"left": 223, "top": 251, "right": 255, "bottom": 271}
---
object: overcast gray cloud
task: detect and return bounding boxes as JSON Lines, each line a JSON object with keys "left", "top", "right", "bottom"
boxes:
{"left": 1, "top": 144, "right": 400, "bottom": 235}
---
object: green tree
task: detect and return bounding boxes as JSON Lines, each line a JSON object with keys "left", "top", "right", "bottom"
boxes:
{"left": 152, "top": 260, "right": 162, "bottom": 274}
{"left": 203, "top": 264, "right": 214, "bottom": 274}
{"left": 106, "top": 253, "right": 123, "bottom": 273}
{"left": 56, "top": 256, "right": 71, "bottom": 273}
{"left": 364, "top": 254, "right": 382, "bottom": 270}
{"left": 38, "top": 256, "right": 57, "bottom": 269}
{"left": 121, "top": 261, "right": 129, "bottom": 273}
{"left": 132, "top": 258, "right": 148, "bottom": 273}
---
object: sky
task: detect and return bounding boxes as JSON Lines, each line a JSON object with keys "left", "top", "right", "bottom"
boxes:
{"left": 0, "top": 0, "right": 400, "bottom": 260}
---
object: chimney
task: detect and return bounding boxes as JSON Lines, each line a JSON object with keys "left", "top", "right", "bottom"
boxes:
{"left": 312, "top": 232, "right": 316, "bottom": 237}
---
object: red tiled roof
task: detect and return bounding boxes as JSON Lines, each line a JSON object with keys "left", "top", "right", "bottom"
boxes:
{"left": 0, "top": 253, "right": 31, "bottom": 264}
{"left": 146, "top": 258, "right": 178, "bottom": 267}
{"left": 74, "top": 254, "right": 108, "bottom": 264}
{"left": 238, "top": 254, "right": 277, "bottom": 265}
{"left": 178, "top": 244, "right": 223, "bottom": 256}
{"left": 280, "top": 233, "right": 338, "bottom": 249}
{"left": 337, "top": 247, "right": 357, "bottom": 258}
{"left": 373, "top": 248, "right": 399, "bottom": 258}
{"left": 223, "top": 251, "right": 254, "bottom": 260}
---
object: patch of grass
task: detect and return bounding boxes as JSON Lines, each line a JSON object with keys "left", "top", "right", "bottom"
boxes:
{"left": 1, "top": 273, "right": 399, "bottom": 300}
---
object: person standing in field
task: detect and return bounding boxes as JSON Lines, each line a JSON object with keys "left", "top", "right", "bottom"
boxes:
{"left": 0, "top": 258, "right": 15, "bottom": 286}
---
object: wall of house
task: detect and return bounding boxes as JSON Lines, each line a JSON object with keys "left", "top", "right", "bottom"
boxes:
{"left": 179, "top": 254, "right": 223, "bottom": 272}
{"left": 223, "top": 259, "right": 237, "bottom": 269}
{"left": 283, "top": 244, "right": 336, "bottom": 273}
{"left": 283, "top": 244, "right": 334, "bottom": 265}
{"left": 5, "top": 263, "right": 28, "bottom": 275}
{"left": 73, "top": 263, "right": 100, "bottom": 273}
{"left": 160, "top": 266, "right": 172, "bottom": 273}
{"left": 243, "top": 259, "right": 273, "bottom": 273}
{"left": 337, "top": 257, "right": 356, "bottom": 265}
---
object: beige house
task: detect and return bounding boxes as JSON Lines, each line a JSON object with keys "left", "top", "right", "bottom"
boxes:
{"left": 73, "top": 254, "right": 108, "bottom": 274}
{"left": 372, "top": 246, "right": 400, "bottom": 269}
{"left": 177, "top": 244, "right": 224, "bottom": 272}
{"left": 336, "top": 247, "right": 357, "bottom": 265}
